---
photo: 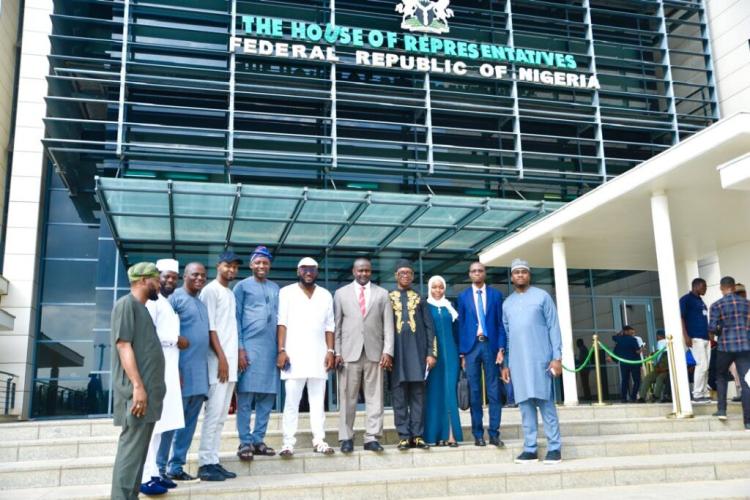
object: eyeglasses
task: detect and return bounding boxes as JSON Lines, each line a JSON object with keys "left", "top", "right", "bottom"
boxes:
{"left": 396, "top": 270, "right": 414, "bottom": 276}
{"left": 299, "top": 266, "right": 318, "bottom": 274}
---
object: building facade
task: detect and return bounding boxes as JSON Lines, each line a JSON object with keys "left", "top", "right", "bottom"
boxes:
{"left": 0, "top": 0, "right": 728, "bottom": 418}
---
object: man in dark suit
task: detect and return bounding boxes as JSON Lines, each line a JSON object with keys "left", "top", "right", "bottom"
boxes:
{"left": 457, "top": 262, "right": 506, "bottom": 447}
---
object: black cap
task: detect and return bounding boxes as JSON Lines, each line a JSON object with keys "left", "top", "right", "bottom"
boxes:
{"left": 218, "top": 251, "right": 242, "bottom": 265}
{"left": 395, "top": 259, "right": 413, "bottom": 271}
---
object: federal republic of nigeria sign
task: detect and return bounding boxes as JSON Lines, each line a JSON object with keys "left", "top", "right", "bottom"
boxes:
{"left": 396, "top": 0, "right": 454, "bottom": 34}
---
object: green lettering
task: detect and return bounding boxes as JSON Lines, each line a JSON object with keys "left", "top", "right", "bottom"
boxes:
{"left": 290, "top": 21, "right": 306, "bottom": 40}
{"left": 565, "top": 54, "right": 577, "bottom": 69}
{"left": 241, "top": 15, "right": 255, "bottom": 34}
{"left": 467, "top": 43, "right": 479, "bottom": 60}
{"left": 404, "top": 34, "right": 417, "bottom": 51}
{"left": 443, "top": 39, "right": 457, "bottom": 56}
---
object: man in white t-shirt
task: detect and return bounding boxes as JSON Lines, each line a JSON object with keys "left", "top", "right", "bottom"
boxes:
{"left": 276, "top": 257, "right": 336, "bottom": 456}
{"left": 197, "top": 251, "right": 241, "bottom": 481}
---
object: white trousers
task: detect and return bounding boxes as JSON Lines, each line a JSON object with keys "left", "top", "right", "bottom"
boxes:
{"left": 282, "top": 378, "right": 327, "bottom": 449}
{"left": 141, "top": 431, "right": 161, "bottom": 483}
{"left": 198, "top": 381, "right": 235, "bottom": 466}
{"left": 691, "top": 339, "right": 711, "bottom": 398}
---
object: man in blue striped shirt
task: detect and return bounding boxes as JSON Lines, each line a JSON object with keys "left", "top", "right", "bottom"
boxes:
{"left": 708, "top": 276, "right": 750, "bottom": 430}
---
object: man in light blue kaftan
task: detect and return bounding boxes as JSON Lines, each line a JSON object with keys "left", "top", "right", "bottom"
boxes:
{"left": 234, "top": 246, "right": 280, "bottom": 460}
{"left": 501, "top": 259, "right": 563, "bottom": 464}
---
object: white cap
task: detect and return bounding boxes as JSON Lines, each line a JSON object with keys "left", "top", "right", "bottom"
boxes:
{"left": 510, "top": 258, "right": 530, "bottom": 273}
{"left": 297, "top": 257, "right": 319, "bottom": 268}
{"left": 156, "top": 258, "right": 179, "bottom": 274}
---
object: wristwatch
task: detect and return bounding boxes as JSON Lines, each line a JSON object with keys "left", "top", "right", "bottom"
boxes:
{"left": 327, "top": 349, "right": 335, "bottom": 354}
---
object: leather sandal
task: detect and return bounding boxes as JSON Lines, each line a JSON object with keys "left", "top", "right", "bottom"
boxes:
{"left": 253, "top": 442, "right": 276, "bottom": 456}
{"left": 236, "top": 444, "right": 254, "bottom": 462}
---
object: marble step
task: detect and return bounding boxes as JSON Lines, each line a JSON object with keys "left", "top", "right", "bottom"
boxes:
{"left": 425, "top": 478, "right": 750, "bottom": 500}
{"left": 0, "top": 430, "right": 747, "bottom": 490}
{"left": 0, "top": 401, "right": 737, "bottom": 442}
{"left": 0, "top": 450, "right": 747, "bottom": 499}
{"left": 0, "top": 413, "right": 745, "bottom": 463}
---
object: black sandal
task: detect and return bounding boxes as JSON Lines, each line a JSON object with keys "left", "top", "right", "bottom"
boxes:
{"left": 253, "top": 442, "right": 276, "bottom": 456}
{"left": 236, "top": 444, "right": 254, "bottom": 462}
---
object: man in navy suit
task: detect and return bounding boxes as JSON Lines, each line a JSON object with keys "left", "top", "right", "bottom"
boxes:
{"left": 457, "top": 262, "right": 507, "bottom": 447}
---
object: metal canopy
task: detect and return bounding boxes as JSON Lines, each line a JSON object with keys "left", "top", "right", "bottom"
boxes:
{"left": 95, "top": 177, "right": 559, "bottom": 266}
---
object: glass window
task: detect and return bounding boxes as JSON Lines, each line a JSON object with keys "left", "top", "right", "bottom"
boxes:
{"left": 113, "top": 215, "right": 171, "bottom": 241}
{"left": 231, "top": 220, "right": 286, "bottom": 244}
{"left": 31, "top": 374, "right": 111, "bottom": 418}
{"left": 337, "top": 225, "right": 394, "bottom": 247}
{"left": 41, "top": 260, "right": 97, "bottom": 303}
{"left": 390, "top": 227, "right": 445, "bottom": 249}
{"left": 39, "top": 305, "right": 95, "bottom": 343}
{"left": 594, "top": 298, "right": 615, "bottom": 330}
{"left": 45, "top": 224, "right": 100, "bottom": 259}
{"left": 174, "top": 218, "right": 229, "bottom": 241}
{"left": 285, "top": 223, "right": 342, "bottom": 246}
{"left": 571, "top": 297, "right": 595, "bottom": 330}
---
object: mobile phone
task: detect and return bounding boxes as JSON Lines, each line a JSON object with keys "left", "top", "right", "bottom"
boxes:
{"left": 283, "top": 359, "right": 291, "bottom": 372}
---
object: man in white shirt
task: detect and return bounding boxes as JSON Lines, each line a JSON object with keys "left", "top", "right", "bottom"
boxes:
{"left": 141, "top": 259, "right": 186, "bottom": 495}
{"left": 276, "top": 257, "right": 336, "bottom": 456}
{"left": 197, "top": 252, "right": 241, "bottom": 481}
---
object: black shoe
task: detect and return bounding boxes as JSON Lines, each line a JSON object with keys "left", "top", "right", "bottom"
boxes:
{"left": 474, "top": 438, "right": 486, "bottom": 447}
{"left": 156, "top": 475, "right": 176, "bottom": 489}
{"left": 253, "top": 442, "right": 276, "bottom": 456}
{"left": 514, "top": 451, "right": 539, "bottom": 463}
{"left": 636, "top": 398, "right": 646, "bottom": 403}
{"left": 197, "top": 464, "right": 225, "bottom": 482}
{"left": 363, "top": 441, "right": 384, "bottom": 452}
{"left": 732, "top": 396, "right": 742, "bottom": 402}
{"left": 397, "top": 439, "right": 410, "bottom": 450}
{"left": 166, "top": 470, "right": 200, "bottom": 483}
{"left": 713, "top": 410, "right": 728, "bottom": 421}
{"left": 340, "top": 439, "right": 354, "bottom": 453}
{"left": 413, "top": 437, "right": 430, "bottom": 449}
{"left": 214, "top": 464, "right": 236, "bottom": 479}
{"left": 489, "top": 437, "right": 505, "bottom": 448}
{"left": 544, "top": 449, "right": 562, "bottom": 464}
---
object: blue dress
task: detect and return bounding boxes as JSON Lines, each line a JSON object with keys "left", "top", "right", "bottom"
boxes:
{"left": 424, "top": 304, "right": 464, "bottom": 444}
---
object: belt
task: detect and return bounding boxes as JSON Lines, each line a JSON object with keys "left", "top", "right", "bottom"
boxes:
{"left": 477, "top": 335, "right": 488, "bottom": 342}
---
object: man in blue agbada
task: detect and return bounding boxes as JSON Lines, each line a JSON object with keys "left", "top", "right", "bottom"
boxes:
{"left": 233, "top": 246, "right": 280, "bottom": 461}
{"left": 501, "top": 258, "right": 563, "bottom": 464}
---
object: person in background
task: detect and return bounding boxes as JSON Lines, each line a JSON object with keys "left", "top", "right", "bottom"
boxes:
{"left": 612, "top": 326, "right": 642, "bottom": 403}
{"left": 680, "top": 278, "right": 711, "bottom": 404}
{"left": 708, "top": 276, "right": 750, "bottom": 430}
{"left": 637, "top": 333, "right": 668, "bottom": 403}
{"left": 576, "top": 338, "right": 592, "bottom": 401}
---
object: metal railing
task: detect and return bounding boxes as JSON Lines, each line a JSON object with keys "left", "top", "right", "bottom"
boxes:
{"left": 0, "top": 371, "right": 17, "bottom": 416}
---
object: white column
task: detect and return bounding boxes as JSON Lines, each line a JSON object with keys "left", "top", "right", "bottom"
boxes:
{"left": 552, "top": 238, "right": 578, "bottom": 406}
{"left": 683, "top": 260, "right": 699, "bottom": 292}
{"left": 650, "top": 192, "right": 693, "bottom": 417}
{"left": 0, "top": 1, "right": 53, "bottom": 418}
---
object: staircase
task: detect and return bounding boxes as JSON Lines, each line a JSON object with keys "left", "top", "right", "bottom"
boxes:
{"left": 0, "top": 403, "right": 748, "bottom": 499}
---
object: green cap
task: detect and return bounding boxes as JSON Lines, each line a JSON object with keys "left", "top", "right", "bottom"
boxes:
{"left": 127, "top": 262, "right": 160, "bottom": 282}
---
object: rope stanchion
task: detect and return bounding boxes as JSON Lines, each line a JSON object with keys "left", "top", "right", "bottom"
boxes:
{"left": 592, "top": 335, "right": 608, "bottom": 406}
{"left": 665, "top": 334, "right": 693, "bottom": 419}
{"left": 561, "top": 345, "right": 595, "bottom": 373}
{"left": 598, "top": 342, "right": 666, "bottom": 365}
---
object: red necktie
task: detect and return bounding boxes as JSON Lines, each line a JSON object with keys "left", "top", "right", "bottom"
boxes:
{"left": 359, "top": 286, "right": 366, "bottom": 316}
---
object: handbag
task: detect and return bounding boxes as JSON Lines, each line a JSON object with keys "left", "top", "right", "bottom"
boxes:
{"left": 457, "top": 368, "right": 470, "bottom": 411}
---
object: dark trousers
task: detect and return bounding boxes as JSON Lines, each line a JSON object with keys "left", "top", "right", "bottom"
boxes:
{"left": 465, "top": 340, "right": 501, "bottom": 439}
{"left": 619, "top": 364, "right": 641, "bottom": 401}
{"left": 392, "top": 381, "right": 425, "bottom": 439}
{"left": 716, "top": 350, "right": 750, "bottom": 423}
{"left": 579, "top": 369, "right": 592, "bottom": 400}
{"left": 111, "top": 420, "right": 155, "bottom": 500}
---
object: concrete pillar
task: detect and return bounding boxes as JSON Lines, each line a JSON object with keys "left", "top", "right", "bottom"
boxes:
{"left": 682, "top": 260, "right": 699, "bottom": 293}
{"left": 552, "top": 238, "right": 578, "bottom": 406}
{"left": 650, "top": 192, "right": 693, "bottom": 417}
{"left": 0, "top": 1, "right": 53, "bottom": 418}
